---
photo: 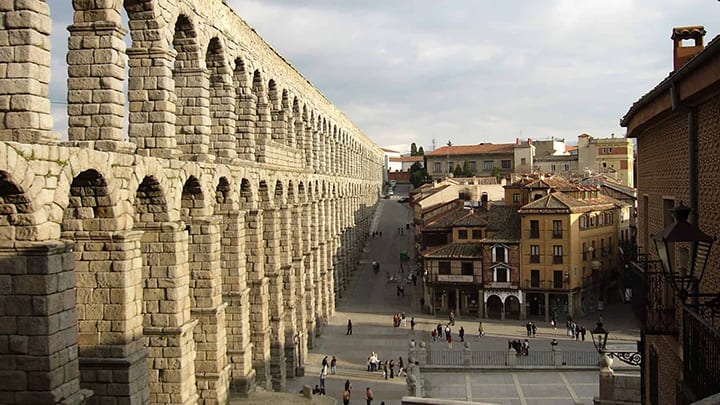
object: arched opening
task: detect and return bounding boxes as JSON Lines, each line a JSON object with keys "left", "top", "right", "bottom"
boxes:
{"left": 505, "top": 295, "right": 521, "bottom": 320}
{"left": 234, "top": 58, "right": 255, "bottom": 160}
{"left": 486, "top": 295, "right": 503, "bottom": 319}
{"left": 207, "top": 38, "right": 236, "bottom": 159}
{"left": 0, "top": 171, "right": 36, "bottom": 241}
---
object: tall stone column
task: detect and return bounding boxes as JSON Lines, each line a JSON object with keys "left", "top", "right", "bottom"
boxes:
{"left": 0, "top": 241, "right": 90, "bottom": 404}
{"left": 282, "top": 203, "right": 300, "bottom": 378}
{"left": 127, "top": 47, "right": 179, "bottom": 158}
{"left": 305, "top": 201, "right": 319, "bottom": 348}
{"left": 73, "top": 231, "right": 148, "bottom": 404}
{"left": 0, "top": 1, "right": 56, "bottom": 144}
{"left": 137, "top": 221, "right": 198, "bottom": 405}
{"left": 219, "top": 212, "right": 255, "bottom": 395}
{"left": 235, "top": 83, "right": 257, "bottom": 161}
{"left": 270, "top": 104, "right": 287, "bottom": 143}
{"left": 209, "top": 63, "right": 237, "bottom": 161}
{"left": 262, "top": 207, "right": 286, "bottom": 390}
{"left": 67, "top": 18, "right": 131, "bottom": 152}
{"left": 186, "top": 216, "right": 230, "bottom": 404}
{"left": 244, "top": 209, "right": 271, "bottom": 389}
{"left": 174, "top": 66, "right": 212, "bottom": 162}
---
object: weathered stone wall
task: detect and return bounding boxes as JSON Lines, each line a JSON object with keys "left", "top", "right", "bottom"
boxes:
{"left": 0, "top": 1, "right": 384, "bottom": 404}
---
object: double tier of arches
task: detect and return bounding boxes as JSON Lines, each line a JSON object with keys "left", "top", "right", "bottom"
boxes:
{"left": 0, "top": 144, "right": 377, "bottom": 403}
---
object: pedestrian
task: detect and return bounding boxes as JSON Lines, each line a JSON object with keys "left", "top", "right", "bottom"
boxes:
{"left": 526, "top": 321, "right": 532, "bottom": 337}
{"left": 410, "top": 317, "right": 416, "bottom": 331}
{"left": 531, "top": 322, "right": 537, "bottom": 337}
{"left": 412, "top": 273, "right": 417, "bottom": 286}
{"left": 478, "top": 321, "right": 485, "bottom": 337}
{"left": 347, "top": 319, "right": 353, "bottom": 335}
{"left": 448, "top": 334, "right": 452, "bottom": 348}
{"left": 343, "top": 387, "right": 351, "bottom": 405}
{"left": 331, "top": 356, "right": 337, "bottom": 375}
{"left": 383, "top": 360, "right": 388, "bottom": 380}
{"left": 322, "top": 356, "right": 328, "bottom": 369}
{"left": 365, "top": 386, "right": 374, "bottom": 405}
{"left": 523, "top": 339, "right": 530, "bottom": 355}
{"left": 445, "top": 324, "right": 451, "bottom": 341}
{"left": 431, "top": 328, "right": 437, "bottom": 342}
{"left": 550, "top": 318, "right": 556, "bottom": 329}
{"left": 420, "top": 296, "right": 425, "bottom": 310}
{"left": 401, "top": 312, "right": 406, "bottom": 327}
{"left": 581, "top": 325, "right": 586, "bottom": 341}
{"left": 436, "top": 323, "right": 443, "bottom": 339}
{"left": 398, "top": 356, "right": 405, "bottom": 376}
{"left": 320, "top": 365, "right": 327, "bottom": 395}
{"left": 459, "top": 326, "right": 465, "bottom": 342}
{"left": 551, "top": 338, "right": 558, "bottom": 351}
{"left": 389, "top": 359, "right": 395, "bottom": 378}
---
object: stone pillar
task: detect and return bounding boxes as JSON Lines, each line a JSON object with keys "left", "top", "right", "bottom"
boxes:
{"left": 253, "top": 83, "right": 271, "bottom": 163}
{"left": 137, "top": 222, "right": 198, "bottom": 405}
{"left": 127, "top": 47, "right": 179, "bottom": 158}
{"left": 67, "top": 17, "right": 130, "bottom": 151}
{"left": 0, "top": 1, "right": 56, "bottom": 144}
{"left": 235, "top": 84, "right": 257, "bottom": 161}
{"left": 245, "top": 209, "right": 271, "bottom": 390}
{"left": 544, "top": 292, "right": 550, "bottom": 323}
{"left": 174, "top": 67, "right": 212, "bottom": 162}
{"left": 73, "top": 231, "right": 148, "bottom": 404}
{"left": 219, "top": 212, "right": 255, "bottom": 395}
{"left": 186, "top": 216, "right": 230, "bottom": 404}
{"left": 0, "top": 241, "right": 91, "bottom": 404}
{"left": 262, "top": 207, "right": 286, "bottom": 390}
{"left": 305, "top": 202, "right": 318, "bottom": 348}
{"left": 209, "top": 63, "right": 237, "bottom": 161}
{"left": 270, "top": 104, "right": 287, "bottom": 143}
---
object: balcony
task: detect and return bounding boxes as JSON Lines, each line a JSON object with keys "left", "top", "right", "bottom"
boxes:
{"left": 426, "top": 273, "right": 481, "bottom": 284}
{"left": 682, "top": 305, "right": 720, "bottom": 401}
{"left": 524, "top": 279, "right": 541, "bottom": 289}
{"left": 629, "top": 255, "right": 677, "bottom": 335}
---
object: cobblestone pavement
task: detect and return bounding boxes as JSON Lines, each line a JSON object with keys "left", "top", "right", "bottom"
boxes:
{"left": 248, "top": 187, "right": 642, "bottom": 404}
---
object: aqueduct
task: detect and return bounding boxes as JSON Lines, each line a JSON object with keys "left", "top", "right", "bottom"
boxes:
{"left": 0, "top": 1, "right": 384, "bottom": 404}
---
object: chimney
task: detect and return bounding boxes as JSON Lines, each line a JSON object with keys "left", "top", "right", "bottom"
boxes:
{"left": 672, "top": 26, "right": 706, "bottom": 71}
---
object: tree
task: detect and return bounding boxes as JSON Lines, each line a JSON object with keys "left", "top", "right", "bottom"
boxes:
{"left": 409, "top": 162, "right": 430, "bottom": 188}
{"left": 461, "top": 160, "right": 474, "bottom": 177}
{"left": 452, "top": 164, "right": 463, "bottom": 177}
{"left": 418, "top": 146, "right": 425, "bottom": 155}
{"left": 410, "top": 143, "right": 418, "bottom": 156}
{"left": 492, "top": 166, "right": 502, "bottom": 182}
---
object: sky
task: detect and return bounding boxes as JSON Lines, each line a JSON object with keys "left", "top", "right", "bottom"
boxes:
{"left": 48, "top": 1, "right": 719, "bottom": 155}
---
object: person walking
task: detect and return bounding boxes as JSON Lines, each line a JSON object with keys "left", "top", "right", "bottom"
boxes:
{"left": 343, "top": 387, "right": 351, "bottom": 405}
{"left": 410, "top": 317, "right": 416, "bottom": 331}
{"left": 319, "top": 365, "right": 327, "bottom": 395}
{"left": 347, "top": 319, "right": 353, "bottom": 335}
{"left": 365, "top": 386, "right": 374, "bottom": 405}
{"left": 330, "top": 356, "right": 337, "bottom": 375}
{"left": 478, "top": 321, "right": 485, "bottom": 337}
{"left": 459, "top": 326, "right": 465, "bottom": 342}
{"left": 531, "top": 322, "right": 537, "bottom": 337}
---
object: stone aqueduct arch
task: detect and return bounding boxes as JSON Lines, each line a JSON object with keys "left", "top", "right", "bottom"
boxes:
{"left": 0, "top": 1, "right": 384, "bottom": 404}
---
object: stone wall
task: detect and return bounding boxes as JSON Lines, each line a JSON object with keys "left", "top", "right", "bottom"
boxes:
{"left": 0, "top": 1, "right": 384, "bottom": 404}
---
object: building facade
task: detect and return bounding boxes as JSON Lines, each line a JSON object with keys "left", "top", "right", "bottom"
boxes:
{"left": 621, "top": 25, "right": 720, "bottom": 404}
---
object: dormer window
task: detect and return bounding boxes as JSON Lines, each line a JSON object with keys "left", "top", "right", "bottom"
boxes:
{"left": 492, "top": 245, "right": 508, "bottom": 263}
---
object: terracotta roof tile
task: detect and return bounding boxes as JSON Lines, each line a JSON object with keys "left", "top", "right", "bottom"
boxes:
{"left": 424, "top": 242, "right": 483, "bottom": 259}
{"left": 426, "top": 143, "right": 516, "bottom": 156}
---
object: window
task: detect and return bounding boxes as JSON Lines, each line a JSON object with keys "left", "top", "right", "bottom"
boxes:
{"left": 501, "top": 160, "right": 511, "bottom": 169}
{"left": 521, "top": 158, "right": 527, "bottom": 166}
{"left": 513, "top": 193, "right": 520, "bottom": 203}
{"left": 458, "top": 229, "right": 468, "bottom": 240}
{"left": 483, "top": 160, "right": 493, "bottom": 170}
{"left": 439, "top": 261, "right": 451, "bottom": 275}
{"left": 530, "top": 270, "right": 540, "bottom": 288}
{"left": 608, "top": 237, "right": 613, "bottom": 255}
{"left": 493, "top": 246, "right": 507, "bottom": 263}
{"left": 461, "top": 262, "right": 473, "bottom": 276}
{"left": 582, "top": 242, "right": 587, "bottom": 261}
{"left": 591, "top": 241, "right": 596, "bottom": 259}
{"left": 434, "top": 162, "right": 441, "bottom": 173}
{"left": 530, "top": 220, "right": 540, "bottom": 238}
{"left": 552, "top": 220, "right": 562, "bottom": 238}
{"left": 530, "top": 245, "right": 540, "bottom": 263}
{"left": 533, "top": 193, "right": 543, "bottom": 201}
{"left": 448, "top": 162, "right": 454, "bottom": 171}
{"left": 599, "top": 213, "right": 605, "bottom": 226}
{"left": 472, "top": 229, "right": 482, "bottom": 239}
{"left": 580, "top": 216, "right": 587, "bottom": 229}
{"left": 553, "top": 270, "right": 563, "bottom": 289}
{"left": 494, "top": 267, "right": 508, "bottom": 282}
{"left": 553, "top": 245, "right": 563, "bottom": 264}
{"left": 469, "top": 161, "right": 476, "bottom": 171}
{"left": 600, "top": 239, "right": 605, "bottom": 256}
{"left": 563, "top": 164, "right": 570, "bottom": 171}
{"left": 551, "top": 164, "right": 557, "bottom": 172}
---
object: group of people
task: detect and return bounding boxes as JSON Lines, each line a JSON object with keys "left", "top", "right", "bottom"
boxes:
{"left": 370, "top": 231, "right": 382, "bottom": 238}
{"left": 509, "top": 338, "right": 531, "bottom": 356}
{"left": 566, "top": 317, "right": 587, "bottom": 341}
{"left": 392, "top": 312, "right": 409, "bottom": 327}
{"left": 525, "top": 321, "right": 538, "bottom": 337}
{"left": 366, "top": 352, "right": 407, "bottom": 380}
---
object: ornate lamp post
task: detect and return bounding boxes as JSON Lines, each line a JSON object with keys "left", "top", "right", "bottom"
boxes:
{"left": 591, "top": 321, "right": 642, "bottom": 366}
{"left": 653, "top": 203, "right": 718, "bottom": 315}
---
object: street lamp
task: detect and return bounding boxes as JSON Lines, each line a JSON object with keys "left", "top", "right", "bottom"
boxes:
{"left": 591, "top": 321, "right": 642, "bottom": 366}
{"left": 653, "top": 203, "right": 719, "bottom": 315}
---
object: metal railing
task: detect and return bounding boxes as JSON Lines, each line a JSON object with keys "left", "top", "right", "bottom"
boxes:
{"left": 683, "top": 306, "right": 720, "bottom": 400}
{"left": 426, "top": 350, "right": 601, "bottom": 367}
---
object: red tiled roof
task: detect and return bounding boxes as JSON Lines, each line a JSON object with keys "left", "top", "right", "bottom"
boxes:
{"left": 389, "top": 156, "right": 424, "bottom": 162}
{"left": 426, "top": 143, "right": 516, "bottom": 156}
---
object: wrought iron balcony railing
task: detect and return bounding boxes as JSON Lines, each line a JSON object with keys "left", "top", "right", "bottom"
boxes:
{"left": 629, "top": 255, "right": 677, "bottom": 335}
{"left": 682, "top": 305, "right": 720, "bottom": 401}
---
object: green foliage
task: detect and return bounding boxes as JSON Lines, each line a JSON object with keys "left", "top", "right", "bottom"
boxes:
{"left": 410, "top": 143, "right": 418, "bottom": 156}
{"left": 452, "top": 164, "right": 463, "bottom": 177}
{"left": 492, "top": 166, "right": 502, "bottom": 181}
{"left": 409, "top": 161, "right": 430, "bottom": 188}
{"left": 418, "top": 146, "right": 424, "bottom": 155}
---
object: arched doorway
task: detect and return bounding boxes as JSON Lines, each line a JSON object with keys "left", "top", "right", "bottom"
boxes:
{"left": 486, "top": 295, "right": 503, "bottom": 319}
{"left": 505, "top": 295, "right": 521, "bottom": 319}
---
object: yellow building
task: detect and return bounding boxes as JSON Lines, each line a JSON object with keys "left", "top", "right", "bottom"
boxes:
{"left": 511, "top": 177, "right": 627, "bottom": 321}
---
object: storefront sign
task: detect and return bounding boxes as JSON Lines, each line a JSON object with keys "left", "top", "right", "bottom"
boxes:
{"left": 437, "top": 275, "right": 474, "bottom": 283}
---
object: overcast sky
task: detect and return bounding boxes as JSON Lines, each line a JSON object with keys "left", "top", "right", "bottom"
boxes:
{"left": 48, "top": 1, "right": 718, "bottom": 154}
